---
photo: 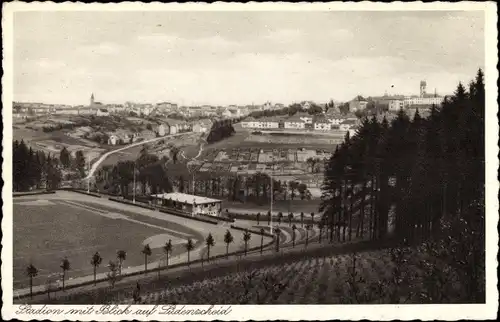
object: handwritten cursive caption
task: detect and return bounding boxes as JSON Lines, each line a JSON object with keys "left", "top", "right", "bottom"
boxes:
{"left": 16, "top": 305, "right": 233, "bottom": 317}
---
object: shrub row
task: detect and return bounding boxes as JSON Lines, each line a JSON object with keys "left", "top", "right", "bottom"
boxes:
{"left": 225, "top": 211, "right": 316, "bottom": 225}
{"left": 229, "top": 224, "right": 274, "bottom": 238}
{"left": 19, "top": 234, "right": 278, "bottom": 301}
{"left": 64, "top": 189, "right": 102, "bottom": 198}
{"left": 108, "top": 197, "right": 155, "bottom": 210}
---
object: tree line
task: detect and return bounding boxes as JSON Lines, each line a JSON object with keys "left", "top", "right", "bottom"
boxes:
{"left": 174, "top": 171, "right": 312, "bottom": 204}
{"left": 96, "top": 148, "right": 173, "bottom": 197}
{"left": 320, "top": 69, "right": 485, "bottom": 300}
{"left": 25, "top": 228, "right": 266, "bottom": 300}
{"left": 206, "top": 121, "right": 236, "bottom": 144}
{"left": 248, "top": 102, "right": 326, "bottom": 119}
{"left": 13, "top": 140, "right": 88, "bottom": 191}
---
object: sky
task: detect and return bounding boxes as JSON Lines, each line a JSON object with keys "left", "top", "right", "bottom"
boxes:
{"left": 14, "top": 10, "right": 485, "bottom": 106}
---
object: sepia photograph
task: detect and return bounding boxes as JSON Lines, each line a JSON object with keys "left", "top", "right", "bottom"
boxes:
{"left": 2, "top": 1, "right": 498, "bottom": 321}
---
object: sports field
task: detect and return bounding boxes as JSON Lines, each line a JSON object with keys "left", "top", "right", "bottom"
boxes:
{"left": 13, "top": 198, "right": 202, "bottom": 289}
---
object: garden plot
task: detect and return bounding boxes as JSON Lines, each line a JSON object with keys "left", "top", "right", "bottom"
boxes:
{"left": 214, "top": 151, "right": 230, "bottom": 162}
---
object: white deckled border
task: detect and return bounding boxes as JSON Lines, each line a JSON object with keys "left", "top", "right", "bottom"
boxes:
{"left": 2, "top": 1, "right": 498, "bottom": 321}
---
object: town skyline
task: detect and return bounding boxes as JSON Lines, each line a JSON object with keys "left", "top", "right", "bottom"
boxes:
{"left": 14, "top": 11, "right": 484, "bottom": 106}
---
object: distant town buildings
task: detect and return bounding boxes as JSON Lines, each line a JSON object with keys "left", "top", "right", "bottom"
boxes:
{"left": 241, "top": 112, "right": 360, "bottom": 135}
{"left": 284, "top": 114, "right": 306, "bottom": 129}
{"left": 349, "top": 80, "right": 445, "bottom": 113}
{"left": 349, "top": 96, "right": 368, "bottom": 112}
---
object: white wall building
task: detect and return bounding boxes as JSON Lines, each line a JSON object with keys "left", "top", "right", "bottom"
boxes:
{"left": 339, "top": 119, "right": 358, "bottom": 131}
{"left": 314, "top": 121, "right": 332, "bottom": 131}
{"left": 97, "top": 108, "right": 110, "bottom": 117}
{"left": 284, "top": 115, "right": 305, "bottom": 129}
{"left": 388, "top": 99, "right": 405, "bottom": 111}
{"left": 403, "top": 96, "right": 444, "bottom": 107}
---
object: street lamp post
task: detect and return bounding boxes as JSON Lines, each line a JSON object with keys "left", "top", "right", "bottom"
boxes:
{"left": 87, "top": 154, "right": 90, "bottom": 193}
{"left": 133, "top": 162, "right": 136, "bottom": 204}
{"left": 192, "top": 172, "right": 196, "bottom": 195}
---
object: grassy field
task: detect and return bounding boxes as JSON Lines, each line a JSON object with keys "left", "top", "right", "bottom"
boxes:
{"left": 98, "top": 145, "right": 144, "bottom": 168}
{"left": 13, "top": 199, "right": 201, "bottom": 289}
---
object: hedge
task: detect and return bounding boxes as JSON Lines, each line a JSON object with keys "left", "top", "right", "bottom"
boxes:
{"left": 17, "top": 233, "right": 277, "bottom": 301}
{"left": 108, "top": 197, "right": 155, "bottom": 210}
{"left": 226, "top": 211, "right": 316, "bottom": 225}
{"left": 158, "top": 208, "right": 218, "bottom": 225}
{"left": 13, "top": 190, "right": 56, "bottom": 197}
{"left": 65, "top": 189, "right": 102, "bottom": 198}
{"left": 230, "top": 224, "right": 274, "bottom": 238}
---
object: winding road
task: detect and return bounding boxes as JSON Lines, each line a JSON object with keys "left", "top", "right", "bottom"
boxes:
{"left": 85, "top": 133, "right": 186, "bottom": 179}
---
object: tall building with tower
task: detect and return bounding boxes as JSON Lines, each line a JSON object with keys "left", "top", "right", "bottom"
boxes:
{"left": 403, "top": 80, "right": 444, "bottom": 107}
{"left": 90, "top": 93, "right": 95, "bottom": 106}
{"left": 420, "top": 81, "right": 427, "bottom": 97}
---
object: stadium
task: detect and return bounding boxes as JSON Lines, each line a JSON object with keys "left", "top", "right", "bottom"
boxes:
{"left": 13, "top": 190, "right": 284, "bottom": 299}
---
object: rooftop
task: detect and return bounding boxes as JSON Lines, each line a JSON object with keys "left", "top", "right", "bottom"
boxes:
{"left": 151, "top": 192, "right": 221, "bottom": 204}
{"left": 341, "top": 119, "right": 358, "bottom": 125}
{"left": 352, "top": 95, "right": 367, "bottom": 102}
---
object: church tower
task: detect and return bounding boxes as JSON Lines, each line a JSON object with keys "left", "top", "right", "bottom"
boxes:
{"left": 90, "top": 93, "right": 95, "bottom": 106}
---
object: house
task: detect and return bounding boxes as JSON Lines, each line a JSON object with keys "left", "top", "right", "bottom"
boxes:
{"left": 339, "top": 119, "right": 359, "bottom": 131}
{"left": 108, "top": 135, "right": 119, "bottom": 145}
{"left": 294, "top": 112, "right": 313, "bottom": 124}
{"left": 79, "top": 107, "right": 97, "bottom": 115}
{"left": 97, "top": 108, "right": 110, "bottom": 117}
{"left": 284, "top": 114, "right": 305, "bottom": 129}
{"left": 156, "top": 123, "right": 170, "bottom": 136}
{"left": 349, "top": 96, "right": 368, "bottom": 112}
{"left": 262, "top": 101, "right": 273, "bottom": 110}
{"left": 255, "top": 117, "right": 279, "bottom": 129}
{"left": 388, "top": 99, "right": 405, "bottom": 111}
{"left": 222, "top": 108, "right": 241, "bottom": 119}
{"left": 313, "top": 115, "right": 332, "bottom": 131}
{"left": 141, "top": 130, "right": 156, "bottom": 140}
{"left": 348, "top": 127, "right": 358, "bottom": 138}
{"left": 169, "top": 123, "right": 178, "bottom": 135}
{"left": 325, "top": 112, "right": 346, "bottom": 125}
{"left": 301, "top": 101, "right": 313, "bottom": 110}
{"left": 193, "top": 120, "right": 211, "bottom": 133}
{"left": 403, "top": 95, "right": 444, "bottom": 107}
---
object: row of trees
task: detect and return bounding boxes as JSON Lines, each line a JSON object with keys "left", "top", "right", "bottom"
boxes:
{"left": 206, "top": 121, "right": 236, "bottom": 144}
{"left": 13, "top": 140, "right": 64, "bottom": 191}
{"left": 248, "top": 103, "right": 326, "bottom": 119}
{"left": 320, "top": 70, "right": 485, "bottom": 300}
{"left": 174, "top": 172, "right": 312, "bottom": 203}
{"left": 247, "top": 210, "right": 316, "bottom": 227}
{"left": 26, "top": 228, "right": 274, "bottom": 299}
{"left": 96, "top": 150, "right": 173, "bottom": 197}
{"left": 13, "top": 140, "right": 92, "bottom": 191}
{"left": 59, "top": 147, "right": 86, "bottom": 175}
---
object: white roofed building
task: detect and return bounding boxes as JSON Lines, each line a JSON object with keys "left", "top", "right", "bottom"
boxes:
{"left": 151, "top": 192, "right": 222, "bottom": 217}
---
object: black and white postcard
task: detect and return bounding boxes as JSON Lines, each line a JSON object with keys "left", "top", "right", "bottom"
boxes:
{"left": 2, "top": 2, "right": 498, "bottom": 321}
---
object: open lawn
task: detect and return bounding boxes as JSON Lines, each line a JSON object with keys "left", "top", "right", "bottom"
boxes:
{"left": 98, "top": 145, "right": 144, "bottom": 168}
{"left": 13, "top": 199, "right": 201, "bottom": 289}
